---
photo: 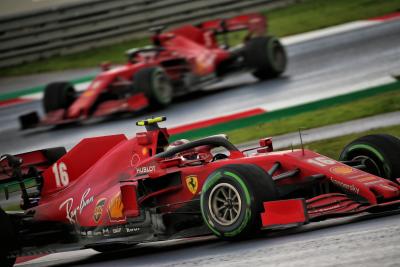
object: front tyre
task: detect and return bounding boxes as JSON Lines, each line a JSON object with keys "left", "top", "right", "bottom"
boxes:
{"left": 43, "top": 82, "right": 76, "bottom": 113}
{"left": 339, "top": 134, "right": 400, "bottom": 181}
{"left": 201, "top": 164, "right": 277, "bottom": 240}
{"left": 133, "top": 67, "right": 173, "bottom": 108}
{"left": 244, "top": 36, "right": 287, "bottom": 80}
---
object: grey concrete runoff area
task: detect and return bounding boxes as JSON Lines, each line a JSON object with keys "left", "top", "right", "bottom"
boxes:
{"left": 17, "top": 211, "right": 400, "bottom": 267}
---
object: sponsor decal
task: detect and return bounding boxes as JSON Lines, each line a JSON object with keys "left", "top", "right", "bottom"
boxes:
{"left": 102, "top": 228, "right": 110, "bottom": 236}
{"left": 347, "top": 173, "right": 370, "bottom": 179}
{"left": 365, "top": 180, "right": 383, "bottom": 185}
{"left": 59, "top": 188, "right": 94, "bottom": 224}
{"left": 80, "top": 225, "right": 141, "bottom": 237}
{"left": 330, "top": 178, "right": 360, "bottom": 194}
{"left": 91, "top": 80, "right": 102, "bottom": 90}
{"left": 126, "top": 227, "right": 140, "bottom": 233}
{"left": 82, "top": 90, "right": 94, "bottom": 97}
{"left": 330, "top": 166, "right": 355, "bottom": 175}
{"left": 93, "top": 198, "right": 107, "bottom": 223}
{"left": 380, "top": 184, "right": 398, "bottom": 191}
{"left": 357, "top": 176, "right": 377, "bottom": 183}
{"left": 130, "top": 153, "right": 141, "bottom": 167}
{"left": 108, "top": 192, "right": 125, "bottom": 222}
{"left": 136, "top": 165, "right": 156, "bottom": 174}
{"left": 112, "top": 227, "right": 123, "bottom": 234}
{"left": 186, "top": 175, "right": 198, "bottom": 195}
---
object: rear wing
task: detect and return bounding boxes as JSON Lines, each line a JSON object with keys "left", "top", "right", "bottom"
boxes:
{"left": 0, "top": 147, "right": 66, "bottom": 205}
{"left": 0, "top": 147, "right": 66, "bottom": 184}
{"left": 198, "top": 13, "right": 267, "bottom": 36}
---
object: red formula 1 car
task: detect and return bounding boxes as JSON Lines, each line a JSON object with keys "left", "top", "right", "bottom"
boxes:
{"left": 19, "top": 13, "right": 287, "bottom": 129}
{"left": 2, "top": 117, "right": 400, "bottom": 266}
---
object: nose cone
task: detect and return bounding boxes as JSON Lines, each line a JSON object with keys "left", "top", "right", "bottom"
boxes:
{"left": 67, "top": 103, "right": 83, "bottom": 118}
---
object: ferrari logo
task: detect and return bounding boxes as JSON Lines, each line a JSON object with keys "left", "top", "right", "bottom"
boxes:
{"left": 186, "top": 175, "right": 198, "bottom": 194}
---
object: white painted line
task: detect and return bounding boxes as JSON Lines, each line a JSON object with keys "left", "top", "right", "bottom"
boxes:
{"left": 74, "top": 81, "right": 92, "bottom": 91}
{"left": 281, "top": 20, "right": 380, "bottom": 46}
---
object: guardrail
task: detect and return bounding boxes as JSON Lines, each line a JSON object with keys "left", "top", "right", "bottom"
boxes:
{"left": 0, "top": 0, "right": 291, "bottom": 68}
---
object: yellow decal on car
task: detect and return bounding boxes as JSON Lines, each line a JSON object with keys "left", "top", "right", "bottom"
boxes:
{"left": 108, "top": 193, "right": 125, "bottom": 221}
{"left": 93, "top": 198, "right": 107, "bottom": 223}
{"left": 186, "top": 175, "right": 198, "bottom": 194}
{"left": 330, "top": 166, "right": 355, "bottom": 175}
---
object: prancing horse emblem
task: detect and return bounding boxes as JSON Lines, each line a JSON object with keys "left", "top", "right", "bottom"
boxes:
{"left": 186, "top": 175, "right": 198, "bottom": 194}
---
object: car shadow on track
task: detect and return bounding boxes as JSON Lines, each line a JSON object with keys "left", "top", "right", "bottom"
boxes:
{"left": 48, "top": 209, "right": 400, "bottom": 267}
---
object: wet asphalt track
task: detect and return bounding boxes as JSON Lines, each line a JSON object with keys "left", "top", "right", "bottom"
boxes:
{"left": 17, "top": 211, "right": 400, "bottom": 267}
{"left": 1, "top": 19, "right": 400, "bottom": 154}
{"left": 2, "top": 18, "right": 400, "bottom": 267}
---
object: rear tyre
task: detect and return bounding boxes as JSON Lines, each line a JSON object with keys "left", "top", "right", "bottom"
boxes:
{"left": 0, "top": 208, "right": 17, "bottom": 267}
{"left": 244, "top": 36, "right": 287, "bottom": 80}
{"left": 133, "top": 67, "right": 173, "bottom": 108}
{"left": 43, "top": 82, "right": 76, "bottom": 113}
{"left": 200, "top": 164, "right": 278, "bottom": 240}
{"left": 339, "top": 134, "right": 400, "bottom": 181}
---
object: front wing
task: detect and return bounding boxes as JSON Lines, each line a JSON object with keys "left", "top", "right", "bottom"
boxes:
{"left": 260, "top": 194, "right": 400, "bottom": 229}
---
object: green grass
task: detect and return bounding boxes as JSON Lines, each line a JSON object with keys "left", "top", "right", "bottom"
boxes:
{"left": 267, "top": 0, "right": 400, "bottom": 37}
{"left": 302, "top": 124, "right": 400, "bottom": 160}
{"left": 1, "top": 0, "right": 400, "bottom": 77}
{"left": 226, "top": 89, "right": 400, "bottom": 144}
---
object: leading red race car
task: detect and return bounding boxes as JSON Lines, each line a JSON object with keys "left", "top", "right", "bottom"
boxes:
{"left": 19, "top": 13, "right": 287, "bottom": 129}
{"left": 2, "top": 116, "right": 400, "bottom": 266}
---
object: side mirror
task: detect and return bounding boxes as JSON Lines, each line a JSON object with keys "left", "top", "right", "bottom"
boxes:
{"left": 100, "top": 61, "right": 112, "bottom": 71}
{"left": 258, "top": 137, "right": 273, "bottom": 153}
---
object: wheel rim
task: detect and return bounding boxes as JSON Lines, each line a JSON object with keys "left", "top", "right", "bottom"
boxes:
{"left": 153, "top": 71, "right": 172, "bottom": 104}
{"left": 208, "top": 183, "right": 242, "bottom": 226}
{"left": 352, "top": 155, "right": 382, "bottom": 177}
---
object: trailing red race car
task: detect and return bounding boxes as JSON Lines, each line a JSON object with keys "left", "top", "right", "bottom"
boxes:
{"left": 1, "top": 116, "right": 400, "bottom": 266}
{"left": 19, "top": 13, "right": 287, "bottom": 129}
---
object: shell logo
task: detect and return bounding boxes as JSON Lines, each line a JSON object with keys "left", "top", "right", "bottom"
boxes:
{"left": 330, "top": 166, "right": 355, "bottom": 175}
{"left": 108, "top": 193, "right": 125, "bottom": 221}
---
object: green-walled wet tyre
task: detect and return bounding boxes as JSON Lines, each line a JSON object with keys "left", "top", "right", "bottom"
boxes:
{"left": 200, "top": 164, "right": 278, "bottom": 240}
{"left": 339, "top": 134, "right": 400, "bottom": 181}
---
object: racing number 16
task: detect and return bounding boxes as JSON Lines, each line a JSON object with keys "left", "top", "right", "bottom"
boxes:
{"left": 52, "top": 162, "right": 69, "bottom": 187}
